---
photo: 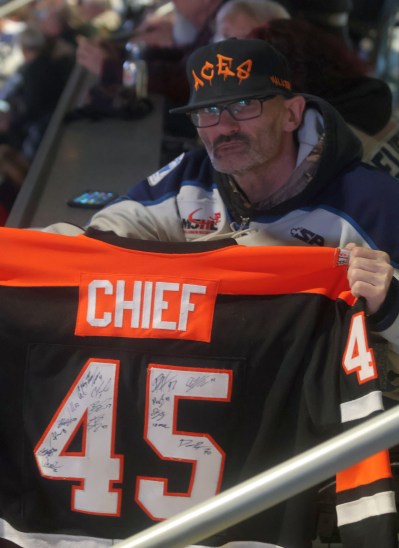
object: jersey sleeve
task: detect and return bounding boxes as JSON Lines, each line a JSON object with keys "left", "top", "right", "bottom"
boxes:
{"left": 336, "top": 300, "right": 398, "bottom": 546}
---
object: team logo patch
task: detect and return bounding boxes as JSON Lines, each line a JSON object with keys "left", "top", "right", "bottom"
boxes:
{"left": 181, "top": 204, "right": 222, "bottom": 237}
{"left": 291, "top": 227, "right": 325, "bottom": 246}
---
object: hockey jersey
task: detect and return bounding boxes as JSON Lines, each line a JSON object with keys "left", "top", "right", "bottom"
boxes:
{"left": 0, "top": 228, "right": 396, "bottom": 548}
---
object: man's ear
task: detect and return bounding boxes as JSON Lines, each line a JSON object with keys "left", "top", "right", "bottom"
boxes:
{"left": 283, "top": 95, "right": 306, "bottom": 132}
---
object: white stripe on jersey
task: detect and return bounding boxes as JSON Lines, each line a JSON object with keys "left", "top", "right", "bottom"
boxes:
{"left": 0, "top": 518, "right": 284, "bottom": 548}
{"left": 340, "top": 391, "right": 384, "bottom": 423}
{"left": 336, "top": 491, "right": 396, "bottom": 526}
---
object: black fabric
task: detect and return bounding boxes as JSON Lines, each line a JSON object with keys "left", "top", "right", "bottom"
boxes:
{"left": 84, "top": 227, "right": 237, "bottom": 251}
{"left": 323, "top": 75, "right": 393, "bottom": 135}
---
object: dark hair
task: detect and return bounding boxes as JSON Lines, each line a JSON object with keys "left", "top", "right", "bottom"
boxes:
{"left": 250, "top": 18, "right": 369, "bottom": 97}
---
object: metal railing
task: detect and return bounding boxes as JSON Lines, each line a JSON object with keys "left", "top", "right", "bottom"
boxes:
{"left": 114, "top": 404, "right": 399, "bottom": 548}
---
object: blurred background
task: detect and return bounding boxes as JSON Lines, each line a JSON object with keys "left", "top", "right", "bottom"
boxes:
{"left": 0, "top": 0, "right": 398, "bottom": 228}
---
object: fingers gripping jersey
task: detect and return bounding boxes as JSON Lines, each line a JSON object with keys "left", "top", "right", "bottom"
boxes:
{"left": 0, "top": 228, "right": 396, "bottom": 548}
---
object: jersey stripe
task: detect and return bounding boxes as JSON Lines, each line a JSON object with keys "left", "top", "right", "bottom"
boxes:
{"left": 336, "top": 491, "right": 396, "bottom": 526}
{"left": 0, "top": 228, "right": 355, "bottom": 304}
{"left": 340, "top": 391, "right": 384, "bottom": 423}
{"left": 0, "top": 517, "right": 284, "bottom": 548}
{"left": 336, "top": 451, "right": 392, "bottom": 492}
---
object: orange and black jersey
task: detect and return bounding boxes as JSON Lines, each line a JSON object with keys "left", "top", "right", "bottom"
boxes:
{"left": 0, "top": 228, "right": 396, "bottom": 547}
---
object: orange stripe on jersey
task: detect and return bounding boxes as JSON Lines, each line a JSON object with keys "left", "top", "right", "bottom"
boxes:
{"left": 0, "top": 228, "right": 354, "bottom": 304}
{"left": 336, "top": 450, "right": 392, "bottom": 492}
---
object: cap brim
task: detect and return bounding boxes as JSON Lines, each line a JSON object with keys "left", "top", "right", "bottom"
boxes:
{"left": 169, "top": 89, "right": 293, "bottom": 114}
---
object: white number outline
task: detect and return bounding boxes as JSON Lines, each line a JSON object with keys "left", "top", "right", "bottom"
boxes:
{"left": 135, "top": 363, "right": 233, "bottom": 521}
{"left": 34, "top": 360, "right": 233, "bottom": 520}
{"left": 33, "top": 358, "right": 124, "bottom": 516}
{"left": 342, "top": 312, "right": 377, "bottom": 384}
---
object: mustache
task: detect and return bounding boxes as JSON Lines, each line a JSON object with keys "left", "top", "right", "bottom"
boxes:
{"left": 212, "top": 133, "right": 249, "bottom": 148}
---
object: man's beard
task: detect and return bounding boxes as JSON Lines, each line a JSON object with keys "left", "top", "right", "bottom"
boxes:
{"left": 208, "top": 133, "right": 253, "bottom": 174}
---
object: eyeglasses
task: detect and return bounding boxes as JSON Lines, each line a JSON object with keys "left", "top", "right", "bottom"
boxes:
{"left": 189, "top": 97, "right": 275, "bottom": 128}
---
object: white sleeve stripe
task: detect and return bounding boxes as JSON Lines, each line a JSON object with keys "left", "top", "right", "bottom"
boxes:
{"left": 336, "top": 491, "right": 396, "bottom": 526}
{"left": 340, "top": 391, "right": 383, "bottom": 423}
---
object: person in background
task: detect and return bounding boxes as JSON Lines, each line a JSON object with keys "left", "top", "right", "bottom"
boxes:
{"left": 132, "top": 0, "right": 223, "bottom": 48}
{"left": 33, "top": 1, "right": 77, "bottom": 59}
{"left": 213, "top": 0, "right": 290, "bottom": 42}
{"left": 251, "top": 18, "right": 399, "bottom": 178}
{"left": 76, "top": 0, "right": 227, "bottom": 162}
{"left": 0, "top": 25, "right": 74, "bottom": 161}
{"left": 76, "top": 0, "right": 225, "bottom": 105}
{"left": 0, "top": 143, "right": 29, "bottom": 224}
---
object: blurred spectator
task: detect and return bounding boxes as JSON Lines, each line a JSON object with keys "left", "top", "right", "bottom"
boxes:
{"left": 76, "top": 0, "right": 226, "bottom": 162}
{"left": 0, "top": 17, "right": 26, "bottom": 81}
{"left": 252, "top": 18, "right": 399, "bottom": 178}
{"left": 37, "top": 8, "right": 77, "bottom": 105}
{"left": 130, "top": 1, "right": 193, "bottom": 48}
{"left": 214, "top": 0, "right": 291, "bottom": 42}
{"left": 76, "top": 0, "right": 226, "bottom": 104}
{"left": 73, "top": 0, "right": 122, "bottom": 36}
{"left": 34, "top": 2, "right": 77, "bottom": 55}
{"left": 0, "top": 25, "right": 74, "bottom": 161}
{"left": 347, "top": 0, "right": 399, "bottom": 76}
{"left": 0, "top": 143, "right": 29, "bottom": 225}
{"left": 33, "top": 0, "right": 118, "bottom": 55}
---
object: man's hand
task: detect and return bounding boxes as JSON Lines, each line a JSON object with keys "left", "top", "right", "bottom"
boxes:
{"left": 345, "top": 243, "right": 394, "bottom": 315}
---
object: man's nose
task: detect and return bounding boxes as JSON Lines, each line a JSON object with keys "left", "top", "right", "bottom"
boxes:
{"left": 218, "top": 108, "right": 240, "bottom": 128}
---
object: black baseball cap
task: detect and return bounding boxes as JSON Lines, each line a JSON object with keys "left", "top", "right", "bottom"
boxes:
{"left": 170, "top": 38, "right": 294, "bottom": 114}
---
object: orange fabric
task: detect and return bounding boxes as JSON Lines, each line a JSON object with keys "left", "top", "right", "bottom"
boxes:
{"left": 336, "top": 450, "right": 392, "bottom": 492}
{"left": 0, "top": 227, "right": 354, "bottom": 304}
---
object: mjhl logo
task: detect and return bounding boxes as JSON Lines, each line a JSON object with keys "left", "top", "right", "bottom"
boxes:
{"left": 182, "top": 208, "right": 221, "bottom": 232}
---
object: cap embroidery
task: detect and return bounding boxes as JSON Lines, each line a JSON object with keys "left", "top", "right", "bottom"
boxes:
{"left": 192, "top": 54, "right": 253, "bottom": 91}
{"left": 270, "top": 75, "right": 292, "bottom": 90}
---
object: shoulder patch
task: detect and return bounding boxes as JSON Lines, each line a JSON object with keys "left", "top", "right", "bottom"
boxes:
{"left": 147, "top": 153, "right": 185, "bottom": 187}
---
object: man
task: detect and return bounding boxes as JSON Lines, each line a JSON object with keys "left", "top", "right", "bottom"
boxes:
{"left": 49, "top": 38, "right": 399, "bottom": 396}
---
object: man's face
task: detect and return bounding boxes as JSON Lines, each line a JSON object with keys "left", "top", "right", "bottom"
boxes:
{"left": 197, "top": 96, "right": 289, "bottom": 176}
